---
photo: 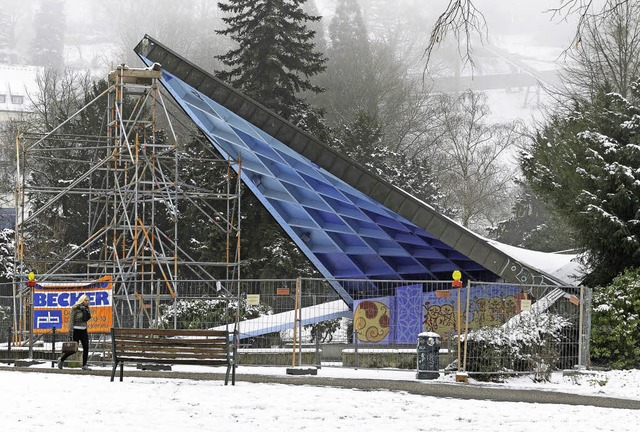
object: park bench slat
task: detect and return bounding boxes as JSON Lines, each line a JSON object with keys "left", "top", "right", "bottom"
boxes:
{"left": 112, "top": 328, "right": 228, "bottom": 337}
{"left": 117, "top": 350, "right": 228, "bottom": 359}
{"left": 110, "top": 327, "right": 236, "bottom": 385}
{"left": 117, "top": 340, "right": 228, "bottom": 349}
{"left": 116, "top": 337, "right": 229, "bottom": 346}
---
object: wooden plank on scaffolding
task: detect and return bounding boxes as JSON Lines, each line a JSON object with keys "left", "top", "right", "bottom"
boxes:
{"left": 108, "top": 65, "right": 162, "bottom": 85}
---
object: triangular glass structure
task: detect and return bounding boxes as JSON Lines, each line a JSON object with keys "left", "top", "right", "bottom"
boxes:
{"left": 135, "top": 36, "right": 565, "bottom": 306}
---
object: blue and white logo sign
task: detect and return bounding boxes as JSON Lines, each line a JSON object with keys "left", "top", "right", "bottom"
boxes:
{"left": 33, "top": 310, "right": 63, "bottom": 330}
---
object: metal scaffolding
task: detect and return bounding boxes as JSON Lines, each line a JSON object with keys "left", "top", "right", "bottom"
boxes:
{"left": 13, "top": 64, "right": 242, "bottom": 337}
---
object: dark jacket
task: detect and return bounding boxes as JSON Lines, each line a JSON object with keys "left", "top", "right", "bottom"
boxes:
{"left": 68, "top": 304, "right": 91, "bottom": 335}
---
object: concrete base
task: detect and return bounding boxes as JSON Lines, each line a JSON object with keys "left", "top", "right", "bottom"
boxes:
{"left": 237, "top": 349, "right": 317, "bottom": 366}
{"left": 286, "top": 366, "right": 318, "bottom": 376}
{"left": 455, "top": 373, "right": 469, "bottom": 383}
{"left": 562, "top": 368, "right": 596, "bottom": 377}
{"left": 416, "top": 370, "right": 439, "bottom": 380}
{"left": 14, "top": 359, "right": 44, "bottom": 367}
{"left": 137, "top": 363, "right": 172, "bottom": 371}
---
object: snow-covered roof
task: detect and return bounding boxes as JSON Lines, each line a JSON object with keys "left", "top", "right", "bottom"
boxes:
{"left": 487, "top": 240, "right": 585, "bottom": 285}
{"left": 0, "top": 64, "right": 40, "bottom": 114}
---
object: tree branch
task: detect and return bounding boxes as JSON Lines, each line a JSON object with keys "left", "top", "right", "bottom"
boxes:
{"left": 423, "top": 0, "right": 488, "bottom": 71}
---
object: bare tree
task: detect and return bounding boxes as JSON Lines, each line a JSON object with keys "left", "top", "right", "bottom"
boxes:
{"left": 560, "top": 1, "right": 640, "bottom": 99}
{"left": 369, "top": 37, "right": 433, "bottom": 153}
{"left": 428, "top": 91, "right": 524, "bottom": 232}
{"left": 311, "top": 10, "right": 441, "bottom": 158}
{"left": 425, "top": 0, "right": 632, "bottom": 68}
{"left": 27, "top": 68, "right": 93, "bottom": 133}
{"left": 18, "top": 68, "right": 97, "bottom": 270}
{"left": 424, "top": 0, "right": 488, "bottom": 69}
{"left": 104, "top": 0, "right": 229, "bottom": 71}
{"left": 0, "top": 68, "right": 92, "bottom": 223}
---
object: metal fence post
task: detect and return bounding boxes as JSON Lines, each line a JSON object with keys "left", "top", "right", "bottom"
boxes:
{"left": 353, "top": 328, "right": 358, "bottom": 369}
{"left": 313, "top": 293, "right": 320, "bottom": 367}
{"left": 51, "top": 327, "right": 57, "bottom": 368}
{"left": 28, "top": 287, "right": 33, "bottom": 359}
{"left": 6, "top": 326, "right": 11, "bottom": 361}
{"left": 297, "top": 277, "right": 302, "bottom": 367}
{"left": 581, "top": 286, "right": 593, "bottom": 368}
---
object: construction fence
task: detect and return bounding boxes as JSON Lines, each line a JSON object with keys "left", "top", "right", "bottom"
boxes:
{"left": 0, "top": 278, "right": 591, "bottom": 378}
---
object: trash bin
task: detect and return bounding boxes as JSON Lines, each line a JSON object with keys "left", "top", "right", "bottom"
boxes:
{"left": 416, "top": 332, "right": 440, "bottom": 379}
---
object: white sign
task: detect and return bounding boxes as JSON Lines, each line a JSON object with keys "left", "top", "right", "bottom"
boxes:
{"left": 247, "top": 294, "right": 260, "bottom": 306}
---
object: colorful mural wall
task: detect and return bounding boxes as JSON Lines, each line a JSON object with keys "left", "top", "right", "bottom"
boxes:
{"left": 353, "top": 284, "right": 532, "bottom": 344}
{"left": 353, "top": 297, "right": 392, "bottom": 343}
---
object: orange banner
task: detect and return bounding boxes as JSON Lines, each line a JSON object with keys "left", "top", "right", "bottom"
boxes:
{"left": 32, "top": 276, "right": 113, "bottom": 334}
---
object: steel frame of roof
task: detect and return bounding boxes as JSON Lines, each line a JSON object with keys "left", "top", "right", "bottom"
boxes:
{"left": 134, "top": 35, "right": 565, "bottom": 306}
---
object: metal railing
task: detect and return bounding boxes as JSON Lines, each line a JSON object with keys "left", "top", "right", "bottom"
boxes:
{"left": 0, "top": 278, "right": 591, "bottom": 378}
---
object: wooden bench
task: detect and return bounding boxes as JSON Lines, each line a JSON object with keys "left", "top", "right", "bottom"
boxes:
{"left": 110, "top": 328, "right": 236, "bottom": 385}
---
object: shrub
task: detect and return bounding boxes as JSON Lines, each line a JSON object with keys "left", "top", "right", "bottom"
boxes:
{"left": 304, "top": 318, "right": 341, "bottom": 343}
{"left": 591, "top": 268, "right": 640, "bottom": 369}
{"left": 158, "top": 297, "right": 271, "bottom": 330}
{"left": 463, "top": 311, "right": 572, "bottom": 381}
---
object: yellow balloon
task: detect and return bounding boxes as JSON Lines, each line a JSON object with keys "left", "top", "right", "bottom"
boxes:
{"left": 452, "top": 270, "right": 462, "bottom": 281}
{"left": 28, "top": 272, "right": 35, "bottom": 281}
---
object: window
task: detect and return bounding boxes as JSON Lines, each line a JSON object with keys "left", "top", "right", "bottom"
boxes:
{"left": 0, "top": 95, "right": 5, "bottom": 103}
{"left": 11, "top": 95, "right": 23, "bottom": 104}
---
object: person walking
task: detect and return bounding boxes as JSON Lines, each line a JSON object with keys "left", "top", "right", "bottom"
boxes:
{"left": 58, "top": 294, "right": 92, "bottom": 370}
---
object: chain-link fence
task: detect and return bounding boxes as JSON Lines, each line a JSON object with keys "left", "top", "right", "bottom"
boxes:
{"left": 0, "top": 297, "right": 13, "bottom": 360}
{"left": 1, "top": 278, "right": 591, "bottom": 377}
{"left": 449, "top": 282, "right": 590, "bottom": 379}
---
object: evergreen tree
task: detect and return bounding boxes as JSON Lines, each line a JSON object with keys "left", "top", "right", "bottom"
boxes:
{"left": 215, "top": 0, "right": 327, "bottom": 279}
{"left": 0, "top": 10, "right": 11, "bottom": 64}
{"left": 0, "top": 228, "right": 14, "bottom": 283}
{"left": 30, "top": 0, "right": 65, "bottom": 68}
{"left": 489, "top": 180, "right": 576, "bottom": 252}
{"left": 317, "top": 0, "right": 376, "bottom": 125}
{"left": 176, "top": 135, "right": 232, "bottom": 278}
{"left": 302, "top": 0, "right": 326, "bottom": 54}
{"left": 178, "top": 132, "right": 317, "bottom": 280}
{"left": 336, "top": 111, "right": 442, "bottom": 209}
{"left": 590, "top": 267, "right": 640, "bottom": 368}
{"left": 0, "top": 1, "right": 21, "bottom": 64}
{"left": 216, "top": 0, "right": 326, "bottom": 121}
{"left": 522, "top": 82, "right": 640, "bottom": 286}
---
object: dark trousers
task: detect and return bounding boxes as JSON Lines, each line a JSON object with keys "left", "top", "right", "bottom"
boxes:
{"left": 61, "top": 328, "right": 89, "bottom": 366}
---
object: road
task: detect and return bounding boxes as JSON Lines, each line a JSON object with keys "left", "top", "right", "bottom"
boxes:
{"left": 8, "top": 365, "right": 640, "bottom": 410}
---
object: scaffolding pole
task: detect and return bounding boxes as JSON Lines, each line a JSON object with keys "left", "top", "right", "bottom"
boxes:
{"left": 13, "top": 64, "right": 242, "bottom": 338}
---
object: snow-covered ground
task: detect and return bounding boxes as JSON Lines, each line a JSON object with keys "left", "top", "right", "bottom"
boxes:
{"left": 3, "top": 363, "right": 638, "bottom": 431}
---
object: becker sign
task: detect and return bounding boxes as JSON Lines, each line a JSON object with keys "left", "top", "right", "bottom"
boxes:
{"left": 32, "top": 276, "right": 113, "bottom": 334}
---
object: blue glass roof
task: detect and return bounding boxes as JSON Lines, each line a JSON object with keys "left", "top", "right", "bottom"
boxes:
{"left": 139, "top": 56, "right": 499, "bottom": 305}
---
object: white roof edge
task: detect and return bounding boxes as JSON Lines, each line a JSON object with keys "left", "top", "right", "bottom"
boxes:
{"left": 487, "top": 239, "right": 586, "bottom": 286}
